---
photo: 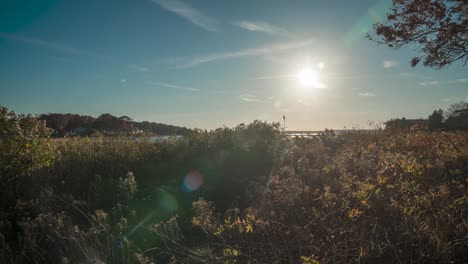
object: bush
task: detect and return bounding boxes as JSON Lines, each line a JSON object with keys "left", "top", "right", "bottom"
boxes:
{"left": 0, "top": 106, "right": 56, "bottom": 205}
{"left": 190, "top": 131, "right": 468, "bottom": 263}
{"left": 1, "top": 106, "right": 466, "bottom": 263}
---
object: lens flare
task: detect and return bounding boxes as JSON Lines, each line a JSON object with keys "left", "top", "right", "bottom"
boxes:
{"left": 182, "top": 170, "right": 204, "bottom": 192}
{"left": 156, "top": 190, "right": 178, "bottom": 213}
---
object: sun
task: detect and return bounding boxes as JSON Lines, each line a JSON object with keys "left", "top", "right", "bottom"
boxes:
{"left": 295, "top": 62, "right": 327, "bottom": 89}
{"left": 296, "top": 68, "right": 319, "bottom": 88}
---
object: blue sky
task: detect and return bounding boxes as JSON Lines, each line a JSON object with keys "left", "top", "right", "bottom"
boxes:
{"left": 0, "top": 0, "right": 466, "bottom": 130}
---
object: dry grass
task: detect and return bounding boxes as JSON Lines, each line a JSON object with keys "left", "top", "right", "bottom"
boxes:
{"left": 1, "top": 124, "right": 467, "bottom": 263}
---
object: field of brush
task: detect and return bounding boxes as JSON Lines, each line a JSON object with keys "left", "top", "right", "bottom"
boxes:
{"left": 1, "top": 121, "right": 467, "bottom": 263}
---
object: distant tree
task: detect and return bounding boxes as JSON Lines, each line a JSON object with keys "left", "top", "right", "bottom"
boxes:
{"left": 66, "top": 114, "right": 94, "bottom": 130}
{"left": 38, "top": 112, "right": 190, "bottom": 136}
{"left": 135, "top": 120, "right": 157, "bottom": 135}
{"left": 38, "top": 113, "right": 71, "bottom": 134}
{"left": 446, "top": 101, "right": 468, "bottom": 117}
{"left": 444, "top": 101, "right": 468, "bottom": 130}
{"left": 368, "top": 0, "right": 468, "bottom": 69}
{"left": 385, "top": 117, "right": 429, "bottom": 130}
{"left": 428, "top": 109, "right": 445, "bottom": 130}
{"left": 119, "top": 115, "right": 133, "bottom": 122}
{"left": 97, "top": 113, "right": 116, "bottom": 121}
{"left": 94, "top": 113, "right": 118, "bottom": 131}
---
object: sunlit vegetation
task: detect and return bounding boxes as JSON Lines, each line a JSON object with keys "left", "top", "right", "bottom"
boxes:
{"left": 368, "top": 0, "right": 468, "bottom": 69}
{"left": 1, "top": 105, "right": 467, "bottom": 263}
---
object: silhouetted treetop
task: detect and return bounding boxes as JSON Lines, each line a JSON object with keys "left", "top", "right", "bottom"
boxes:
{"left": 428, "top": 109, "right": 444, "bottom": 130}
{"left": 37, "top": 112, "right": 190, "bottom": 136}
{"left": 368, "top": 0, "right": 468, "bottom": 69}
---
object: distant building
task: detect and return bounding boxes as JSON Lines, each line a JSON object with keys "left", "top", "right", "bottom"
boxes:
{"left": 385, "top": 118, "right": 428, "bottom": 130}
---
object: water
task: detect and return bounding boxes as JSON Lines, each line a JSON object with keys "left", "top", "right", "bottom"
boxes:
{"left": 148, "top": 135, "right": 183, "bottom": 142}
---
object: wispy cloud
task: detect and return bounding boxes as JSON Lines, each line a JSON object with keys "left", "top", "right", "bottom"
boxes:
{"left": 253, "top": 74, "right": 294, "bottom": 80}
{"left": 0, "top": 32, "right": 95, "bottom": 57}
{"left": 149, "top": 81, "right": 200, "bottom": 92}
{"left": 0, "top": 32, "right": 150, "bottom": 72}
{"left": 448, "top": 78, "right": 468, "bottom": 84}
{"left": 358, "top": 92, "right": 376, "bottom": 97}
{"left": 298, "top": 99, "right": 312, "bottom": 107}
{"left": 418, "top": 81, "right": 440, "bottom": 86}
{"left": 152, "top": 0, "right": 218, "bottom": 32}
{"left": 400, "top": 72, "right": 415, "bottom": 77}
{"left": 383, "top": 60, "right": 398, "bottom": 68}
{"left": 417, "top": 78, "right": 468, "bottom": 86}
{"left": 173, "top": 38, "right": 314, "bottom": 68}
{"left": 240, "top": 93, "right": 262, "bottom": 102}
{"left": 231, "top": 20, "right": 288, "bottom": 36}
{"left": 274, "top": 100, "right": 283, "bottom": 108}
{"left": 443, "top": 97, "right": 457, "bottom": 103}
{"left": 443, "top": 96, "right": 468, "bottom": 103}
{"left": 129, "top": 65, "right": 150, "bottom": 72}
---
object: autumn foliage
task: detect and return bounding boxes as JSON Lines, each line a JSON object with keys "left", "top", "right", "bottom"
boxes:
{"left": 369, "top": 0, "right": 468, "bottom": 69}
{"left": 0, "top": 106, "right": 467, "bottom": 263}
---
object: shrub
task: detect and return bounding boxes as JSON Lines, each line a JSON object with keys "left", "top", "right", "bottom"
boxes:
{"left": 1, "top": 109, "right": 466, "bottom": 263}
{"left": 0, "top": 106, "right": 56, "bottom": 204}
{"left": 190, "top": 131, "right": 468, "bottom": 263}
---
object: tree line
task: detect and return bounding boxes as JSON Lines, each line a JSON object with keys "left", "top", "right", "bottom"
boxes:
{"left": 427, "top": 101, "right": 468, "bottom": 130}
{"left": 37, "top": 112, "right": 191, "bottom": 137}
{"left": 385, "top": 101, "right": 468, "bottom": 131}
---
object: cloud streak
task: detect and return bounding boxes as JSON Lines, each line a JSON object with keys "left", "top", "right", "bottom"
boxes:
{"left": 0, "top": 32, "right": 150, "bottom": 72}
{"left": 418, "top": 81, "right": 440, "bottom": 86}
{"left": 416, "top": 78, "right": 468, "bottom": 86}
{"left": 240, "top": 93, "right": 262, "bottom": 102}
{"left": 173, "top": 39, "right": 314, "bottom": 68}
{"left": 358, "top": 92, "right": 376, "bottom": 97}
{"left": 383, "top": 60, "right": 398, "bottom": 68}
{"left": 152, "top": 0, "right": 218, "bottom": 32}
{"left": 231, "top": 20, "right": 288, "bottom": 36}
{"left": 448, "top": 78, "right": 468, "bottom": 84}
{"left": 129, "top": 64, "right": 150, "bottom": 72}
{"left": 298, "top": 99, "right": 312, "bottom": 107}
{"left": 0, "top": 32, "right": 97, "bottom": 57}
{"left": 253, "top": 74, "right": 294, "bottom": 80}
{"left": 149, "top": 81, "right": 200, "bottom": 92}
{"left": 443, "top": 96, "right": 468, "bottom": 103}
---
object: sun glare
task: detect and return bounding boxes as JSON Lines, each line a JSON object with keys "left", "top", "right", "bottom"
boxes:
{"left": 296, "top": 68, "right": 319, "bottom": 88}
